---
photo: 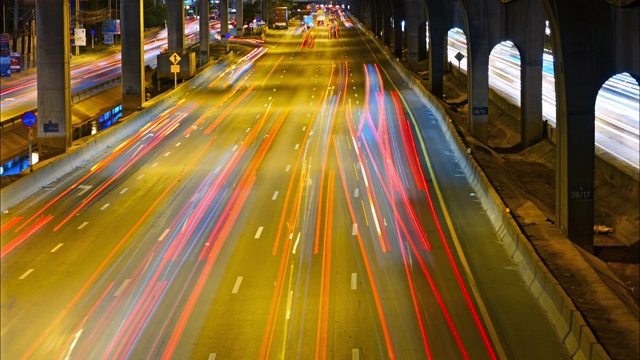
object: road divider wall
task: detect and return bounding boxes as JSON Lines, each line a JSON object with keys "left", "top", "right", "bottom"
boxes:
{"left": 1, "top": 53, "right": 236, "bottom": 213}
{"left": 358, "top": 21, "right": 610, "bottom": 360}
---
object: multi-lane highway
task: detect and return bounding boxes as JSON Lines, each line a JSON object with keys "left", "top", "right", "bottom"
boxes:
{"left": 448, "top": 28, "right": 640, "bottom": 169}
{"left": 1, "top": 16, "right": 569, "bottom": 359}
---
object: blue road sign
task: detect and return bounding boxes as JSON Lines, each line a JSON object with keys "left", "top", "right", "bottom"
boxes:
{"left": 225, "top": 32, "right": 231, "bottom": 39}
{"left": 21, "top": 111, "right": 37, "bottom": 127}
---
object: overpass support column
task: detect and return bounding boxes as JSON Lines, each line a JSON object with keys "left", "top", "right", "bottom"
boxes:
{"left": 167, "top": 0, "right": 185, "bottom": 53}
{"left": 35, "top": 0, "right": 71, "bottom": 158}
{"left": 467, "top": 52, "right": 489, "bottom": 144}
{"left": 382, "top": 0, "right": 392, "bottom": 47}
{"left": 235, "top": 0, "right": 244, "bottom": 37}
{"left": 393, "top": 4, "right": 404, "bottom": 59}
{"left": 519, "top": 1, "right": 545, "bottom": 148}
{"left": 200, "top": 0, "right": 210, "bottom": 66}
{"left": 405, "top": 0, "right": 425, "bottom": 73}
{"left": 120, "top": 0, "right": 144, "bottom": 112}
{"left": 425, "top": 0, "right": 449, "bottom": 99}
{"left": 220, "top": 0, "right": 229, "bottom": 40}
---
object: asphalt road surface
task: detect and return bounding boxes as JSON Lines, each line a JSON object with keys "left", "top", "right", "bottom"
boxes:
{"left": 1, "top": 17, "right": 570, "bottom": 359}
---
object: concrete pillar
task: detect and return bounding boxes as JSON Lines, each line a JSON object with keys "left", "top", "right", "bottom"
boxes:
{"left": 547, "top": 0, "right": 639, "bottom": 252}
{"left": 220, "top": 0, "right": 229, "bottom": 39}
{"left": 262, "top": 0, "right": 268, "bottom": 27}
{"left": 520, "top": 48, "right": 543, "bottom": 148}
{"left": 405, "top": 0, "right": 424, "bottom": 72}
{"left": 424, "top": 0, "right": 451, "bottom": 99}
{"left": 382, "top": 0, "right": 391, "bottom": 47}
{"left": 36, "top": 0, "right": 72, "bottom": 158}
{"left": 167, "top": 0, "right": 184, "bottom": 53}
{"left": 236, "top": 0, "right": 244, "bottom": 37}
{"left": 418, "top": 21, "right": 427, "bottom": 62}
{"left": 120, "top": 0, "right": 144, "bottom": 112}
{"left": 392, "top": 3, "right": 404, "bottom": 59}
{"left": 463, "top": 1, "right": 490, "bottom": 145}
{"left": 199, "top": 0, "right": 209, "bottom": 66}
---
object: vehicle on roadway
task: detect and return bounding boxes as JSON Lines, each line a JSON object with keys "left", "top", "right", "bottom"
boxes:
{"left": 273, "top": 7, "right": 289, "bottom": 29}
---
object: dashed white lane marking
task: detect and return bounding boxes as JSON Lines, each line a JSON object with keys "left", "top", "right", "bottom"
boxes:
{"left": 285, "top": 164, "right": 291, "bottom": 172}
{"left": 158, "top": 228, "right": 171, "bottom": 241}
{"left": 19, "top": 269, "right": 34, "bottom": 280}
{"left": 272, "top": 191, "right": 279, "bottom": 200}
{"left": 351, "top": 273, "right": 358, "bottom": 290}
{"left": 352, "top": 223, "right": 358, "bottom": 236}
{"left": 137, "top": 174, "right": 144, "bottom": 180}
{"left": 255, "top": 227, "right": 264, "bottom": 239}
{"left": 208, "top": 354, "right": 217, "bottom": 360}
{"left": 152, "top": 162, "right": 158, "bottom": 167}
{"left": 175, "top": 142, "right": 181, "bottom": 147}
{"left": 295, "top": 144, "right": 300, "bottom": 150}
{"left": 164, "top": 152, "right": 171, "bottom": 156}
{"left": 232, "top": 276, "right": 243, "bottom": 294}
{"left": 232, "top": 145, "right": 239, "bottom": 151}
{"left": 302, "top": 126, "right": 306, "bottom": 131}
{"left": 120, "top": 188, "right": 128, "bottom": 194}
{"left": 76, "top": 185, "right": 92, "bottom": 196}
{"left": 113, "top": 279, "right": 131, "bottom": 297}
{"left": 51, "top": 243, "right": 64, "bottom": 253}
{"left": 246, "top": 127, "right": 251, "bottom": 133}
{"left": 256, "top": 114, "right": 261, "bottom": 118}
{"left": 100, "top": 203, "right": 110, "bottom": 210}
{"left": 352, "top": 349, "right": 360, "bottom": 360}
{"left": 78, "top": 222, "right": 89, "bottom": 230}
{"left": 354, "top": 188, "right": 359, "bottom": 198}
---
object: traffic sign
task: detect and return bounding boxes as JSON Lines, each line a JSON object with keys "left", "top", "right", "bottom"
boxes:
{"left": 225, "top": 33, "right": 231, "bottom": 39}
{"left": 21, "top": 111, "right": 37, "bottom": 127}
{"left": 454, "top": 51, "right": 465, "bottom": 62}
{"left": 169, "top": 53, "right": 181, "bottom": 65}
{"left": 170, "top": 65, "right": 180, "bottom": 73}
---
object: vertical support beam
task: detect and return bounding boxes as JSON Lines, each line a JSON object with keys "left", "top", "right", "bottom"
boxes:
{"left": 236, "top": 0, "right": 244, "bottom": 37}
{"left": 120, "top": 0, "right": 144, "bottom": 112}
{"left": 520, "top": 47, "right": 543, "bottom": 147}
{"left": 36, "top": 0, "right": 71, "bottom": 158}
{"left": 167, "top": 0, "right": 184, "bottom": 53}
{"left": 382, "top": 0, "right": 391, "bottom": 47}
{"left": 220, "top": 0, "right": 229, "bottom": 40}
{"left": 462, "top": 2, "right": 490, "bottom": 145}
{"left": 392, "top": 3, "right": 404, "bottom": 59}
{"left": 262, "top": 0, "right": 268, "bottom": 27}
{"left": 418, "top": 21, "right": 427, "bottom": 62}
{"left": 405, "top": 0, "right": 423, "bottom": 72}
{"left": 199, "top": 0, "right": 209, "bottom": 66}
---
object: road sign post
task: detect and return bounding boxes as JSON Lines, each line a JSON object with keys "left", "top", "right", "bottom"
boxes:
{"left": 454, "top": 52, "right": 465, "bottom": 79}
{"left": 169, "top": 53, "right": 182, "bottom": 89}
{"left": 21, "top": 111, "right": 37, "bottom": 172}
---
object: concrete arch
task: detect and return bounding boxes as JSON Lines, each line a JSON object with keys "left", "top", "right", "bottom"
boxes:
{"left": 542, "top": 0, "right": 639, "bottom": 251}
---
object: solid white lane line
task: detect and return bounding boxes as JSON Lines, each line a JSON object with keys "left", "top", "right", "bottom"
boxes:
{"left": 272, "top": 191, "right": 279, "bottom": 200}
{"left": 77, "top": 222, "right": 89, "bottom": 230}
{"left": 51, "top": 243, "right": 64, "bottom": 253}
{"left": 113, "top": 279, "right": 131, "bottom": 297}
{"left": 255, "top": 227, "right": 264, "bottom": 239}
{"left": 285, "top": 164, "right": 291, "bottom": 172}
{"left": 295, "top": 144, "right": 300, "bottom": 150}
{"left": 352, "top": 349, "right": 360, "bottom": 360}
{"left": 120, "top": 188, "right": 128, "bottom": 194}
{"left": 100, "top": 203, "right": 110, "bottom": 210}
{"left": 351, "top": 273, "right": 357, "bottom": 290}
{"left": 19, "top": 269, "right": 34, "bottom": 280}
{"left": 76, "top": 185, "right": 92, "bottom": 196}
{"left": 158, "top": 228, "right": 171, "bottom": 241}
{"left": 352, "top": 223, "right": 358, "bottom": 236}
{"left": 164, "top": 152, "right": 171, "bottom": 156}
{"left": 354, "top": 188, "right": 359, "bottom": 198}
{"left": 137, "top": 175, "right": 144, "bottom": 180}
{"left": 232, "top": 276, "right": 243, "bottom": 294}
